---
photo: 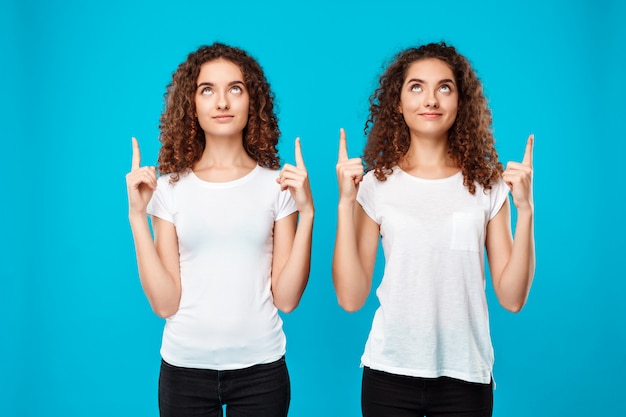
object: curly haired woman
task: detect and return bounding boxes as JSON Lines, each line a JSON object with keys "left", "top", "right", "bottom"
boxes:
{"left": 126, "top": 43, "right": 314, "bottom": 417}
{"left": 333, "top": 42, "right": 535, "bottom": 416}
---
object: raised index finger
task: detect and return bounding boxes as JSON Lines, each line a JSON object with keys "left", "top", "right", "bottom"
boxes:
{"left": 338, "top": 128, "right": 348, "bottom": 161}
{"left": 131, "top": 137, "right": 141, "bottom": 170}
{"left": 522, "top": 134, "right": 534, "bottom": 167}
{"left": 295, "top": 137, "right": 305, "bottom": 169}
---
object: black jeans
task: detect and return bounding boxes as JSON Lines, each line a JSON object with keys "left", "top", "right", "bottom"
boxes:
{"left": 158, "top": 357, "right": 290, "bottom": 417}
{"left": 362, "top": 367, "right": 493, "bottom": 417}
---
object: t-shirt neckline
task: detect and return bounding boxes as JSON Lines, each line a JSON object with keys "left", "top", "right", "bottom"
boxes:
{"left": 188, "top": 164, "right": 261, "bottom": 188}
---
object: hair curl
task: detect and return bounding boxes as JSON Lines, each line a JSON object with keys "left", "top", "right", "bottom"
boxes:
{"left": 157, "top": 43, "right": 280, "bottom": 181}
{"left": 364, "top": 42, "right": 503, "bottom": 194}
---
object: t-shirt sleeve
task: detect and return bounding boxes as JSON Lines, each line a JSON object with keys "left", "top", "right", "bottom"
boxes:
{"left": 356, "top": 172, "right": 379, "bottom": 224}
{"left": 489, "top": 177, "right": 511, "bottom": 220}
{"left": 147, "top": 176, "right": 175, "bottom": 223}
{"left": 275, "top": 189, "right": 298, "bottom": 221}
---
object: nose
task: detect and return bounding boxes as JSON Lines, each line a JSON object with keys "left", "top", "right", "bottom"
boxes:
{"left": 424, "top": 89, "right": 439, "bottom": 108}
{"left": 216, "top": 91, "right": 230, "bottom": 110}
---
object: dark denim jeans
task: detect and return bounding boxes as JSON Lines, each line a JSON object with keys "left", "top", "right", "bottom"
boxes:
{"left": 362, "top": 367, "right": 493, "bottom": 417}
{"left": 158, "top": 356, "right": 290, "bottom": 417}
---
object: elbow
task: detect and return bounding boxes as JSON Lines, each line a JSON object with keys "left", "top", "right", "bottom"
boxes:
{"left": 273, "top": 291, "right": 304, "bottom": 313}
{"left": 505, "top": 304, "right": 523, "bottom": 314}
{"left": 340, "top": 303, "right": 362, "bottom": 313}
{"left": 333, "top": 281, "right": 366, "bottom": 312}
{"left": 332, "top": 273, "right": 367, "bottom": 312}
{"left": 152, "top": 303, "right": 179, "bottom": 319}
{"left": 275, "top": 299, "right": 300, "bottom": 314}
{"left": 336, "top": 295, "right": 364, "bottom": 313}
{"left": 501, "top": 299, "right": 526, "bottom": 313}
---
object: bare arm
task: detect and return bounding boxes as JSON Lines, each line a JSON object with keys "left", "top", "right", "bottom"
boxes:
{"left": 271, "top": 210, "right": 313, "bottom": 313}
{"left": 271, "top": 138, "right": 314, "bottom": 313}
{"left": 129, "top": 215, "right": 181, "bottom": 317}
{"left": 126, "top": 137, "right": 181, "bottom": 318}
{"left": 486, "top": 134, "right": 536, "bottom": 312}
{"left": 333, "top": 201, "right": 379, "bottom": 312}
{"left": 486, "top": 203, "right": 534, "bottom": 312}
{"left": 332, "top": 129, "right": 379, "bottom": 312}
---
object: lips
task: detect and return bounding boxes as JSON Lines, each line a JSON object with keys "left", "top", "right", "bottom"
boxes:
{"left": 418, "top": 113, "right": 444, "bottom": 120}
{"left": 212, "top": 115, "right": 234, "bottom": 122}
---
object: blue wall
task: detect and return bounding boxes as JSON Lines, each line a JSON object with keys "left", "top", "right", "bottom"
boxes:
{"left": 1, "top": 0, "right": 624, "bottom": 415}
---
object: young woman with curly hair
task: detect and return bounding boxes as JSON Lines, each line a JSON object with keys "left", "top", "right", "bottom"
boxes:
{"left": 333, "top": 42, "right": 535, "bottom": 416}
{"left": 126, "top": 43, "right": 314, "bottom": 417}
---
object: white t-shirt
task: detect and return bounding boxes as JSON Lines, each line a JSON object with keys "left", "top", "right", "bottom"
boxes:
{"left": 147, "top": 165, "right": 297, "bottom": 370}
{"left": 357, "top": 167, "right": 509, "bottom": 384}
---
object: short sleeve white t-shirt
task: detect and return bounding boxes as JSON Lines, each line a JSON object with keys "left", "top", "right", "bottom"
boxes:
{"left": 357, "top": 167, "right": 509, "bottom": 384}
{"left": 147, "top": 165, "right": 297, "bottom": 370}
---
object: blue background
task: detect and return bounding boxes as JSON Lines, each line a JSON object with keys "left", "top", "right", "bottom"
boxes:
{"left": 2, "top": 0, "right": 624, "bottom": 416}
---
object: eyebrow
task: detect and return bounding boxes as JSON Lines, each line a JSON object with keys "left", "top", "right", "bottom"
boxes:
{"left": 406, "top": 78, "right": 456, "bottom": 85}
{"left": 196, "top": 80, "right": 245, "bottom": 88}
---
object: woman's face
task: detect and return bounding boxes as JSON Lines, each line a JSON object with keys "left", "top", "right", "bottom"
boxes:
{"left": 398, "top": 58, "right": 458, "bottom": 140}
{"left": 194, "top": 58, "right": 249, "bottom": 140}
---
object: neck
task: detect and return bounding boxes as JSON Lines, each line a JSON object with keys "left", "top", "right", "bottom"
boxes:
{"left": 399, "top": 133, "right": 459, "bottom": 178}
{"left": 194, "top": 133, "right": 255, "bottom": 170}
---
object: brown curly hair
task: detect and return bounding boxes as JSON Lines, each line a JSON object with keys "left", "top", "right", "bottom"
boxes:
{"left": 364, "top": 42, "right": 503, "bottom": 194}
{"left": 157, "top": 43, "right": 280, "bottom": 182}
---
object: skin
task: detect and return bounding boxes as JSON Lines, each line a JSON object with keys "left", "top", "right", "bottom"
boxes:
{"left": 126, "top": 58, "right": 314, "bottom": 318}
{"left": 333, "top": 58, "right": 535, "bottom": 313}
{"left": 398, "top": 59, "right": 460, "bottom": 179}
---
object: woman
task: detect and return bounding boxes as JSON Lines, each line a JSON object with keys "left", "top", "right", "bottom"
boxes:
{"left": 126, "top": 43, "right": 314, "bottom": 417}
{"left": 333, "top": 42, "right": 535, "bottom": 416}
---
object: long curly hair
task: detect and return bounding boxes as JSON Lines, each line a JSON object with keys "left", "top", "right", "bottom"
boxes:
{"left": 157, "top": 43, "right": 280, "bottom": 181}
{"left": 364, "top": 42, "right": 503, "bottom": 194}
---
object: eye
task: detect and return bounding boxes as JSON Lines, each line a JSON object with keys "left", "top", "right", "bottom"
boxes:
{"left": 439, "top": 84, "right": 452, "bottom": 93}
{"left": 410, "top": 84, "right": 422, "bottom": 92}
{"left": 200, "top": 87, "right": 213, "bottom": 95}
{"left": 230, "top": 85, "right": 243, "bottom": 94}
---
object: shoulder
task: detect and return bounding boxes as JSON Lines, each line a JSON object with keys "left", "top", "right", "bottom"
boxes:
{"left": 493, "top": 176, "right": 508, "bottom": 192}
{"left": 472, "top": 176, "right": 507, "bottom": 194}
{"left": 363, "top": 167, "right": 401, "bottom": 186}
{"left": 360, "top": 171, "right": 377, "bottom": 192}
{"left": 482, "top": 177, "right": 509, "bottom": 198}
{"left": 255, "top": 165, "right": 279, "bottom": 177}
{"left": 359, "top": 169, "right": 396, "bottom": 201}
{"left": 362, "top": 170, "right": 376, "bottom": 182}
{"left": 249, "top": 165, "right": 282, "bottom": 187}
{"left": 155, "top": 170, "right": 193, "bottom": 190}
{"left": 156, "top": 173, "right": 173, "bottom": 187}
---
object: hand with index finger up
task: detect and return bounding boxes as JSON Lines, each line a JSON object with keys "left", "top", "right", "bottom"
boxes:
{"left": 276, "top": 137, "right": 314, "bottom": 217}
{"left": 502, "top": 134, "right": 534, "bottom": 211}
{"left": 336, "top": 128, "right": 364, "bottom": 204}
{"left": 125, "top": 137, "right": 157, "bottom": 217}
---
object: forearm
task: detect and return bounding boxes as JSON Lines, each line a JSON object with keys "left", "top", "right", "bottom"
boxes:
{"left": 332, "top": 201, "right": 370, "bottom": 312}
{"left": 129, "top": 214, "right": 181, "bottom": 318}
{"left": 496, "top": 209, "right": 535, "bottom": 312}
{"left": 272, "top": 210, "right": 314, "bottom": 313}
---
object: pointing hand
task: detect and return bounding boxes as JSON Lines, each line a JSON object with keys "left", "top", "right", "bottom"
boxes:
{"left": 336, "top": 128, "right": 364, "bottom": 203}
{"left": 277, "top": 138, "right": 314, "bottom": 216}
{"left": 126, "top": 137, "right": 157, "bottom": 216}
{"left": 502, "top": 134, "right": 534, "bottom": 210}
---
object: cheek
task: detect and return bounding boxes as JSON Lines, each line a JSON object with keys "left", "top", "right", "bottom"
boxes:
{"left": 195, "top": 97, "right": 209, "bottom": 115}
{"left": 450, "top": 105, "right": 459, "bottom": 120}
{"left": 235, "top": 95, "right": 249, "bottom": 111}
{"left": 446, "top": 98, "right": 459, "bottom": 118}
{"left": 399, "top": 95, "right": 417, "bottom": 114}
{"left": 242, "top": 100, "right": 251, "bottom": 120}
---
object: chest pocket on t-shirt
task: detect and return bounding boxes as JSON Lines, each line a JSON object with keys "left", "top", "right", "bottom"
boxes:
{"left": 450, "top": 211, "right": 485, "bottom": 252}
